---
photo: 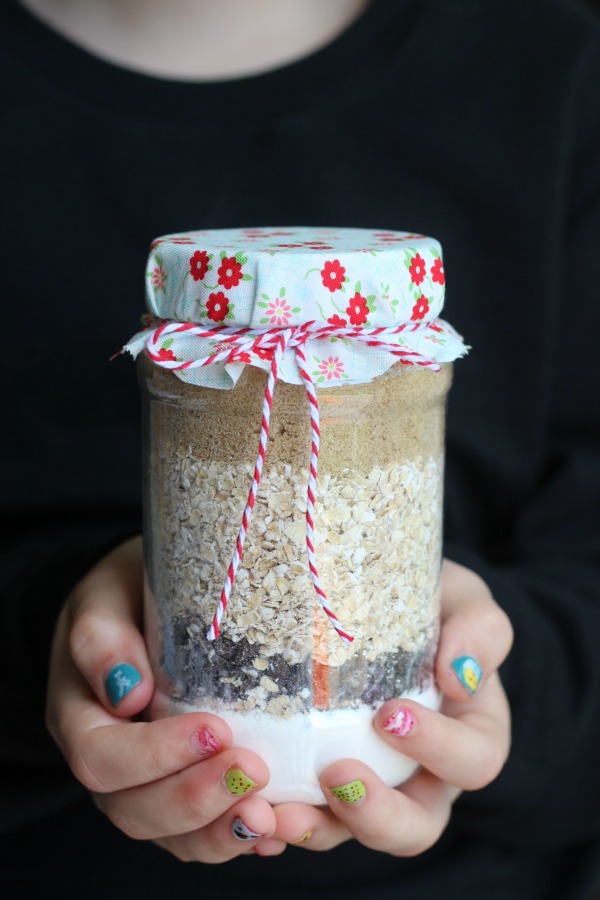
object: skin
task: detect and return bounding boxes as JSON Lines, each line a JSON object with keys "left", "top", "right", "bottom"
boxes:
{"left": 19, "top": 0, "right": 373, "bottom": 80}
{"left": 30, "top": 0, "right": 513, "bottom": 862}
{"left": 47, "top": 538, "right": 512, "bottom": 861}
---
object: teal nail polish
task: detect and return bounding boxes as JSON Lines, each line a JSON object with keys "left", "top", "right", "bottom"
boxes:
{"left": 451, "top": 656, "right": 482, "bottom": 695}
{"left": 105, "top": 663, "right": 142, "bottom": 705}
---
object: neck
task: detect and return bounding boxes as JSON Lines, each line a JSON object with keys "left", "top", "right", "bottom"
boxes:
{"left": 19, "top": 0, "right": 372, "bottom": 79}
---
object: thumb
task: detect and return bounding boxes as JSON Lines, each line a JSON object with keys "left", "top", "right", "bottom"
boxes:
{"left": 66, "top": 536, "right": 154, "bottom": 718}
{"left": 435, "top": 558, "right": 513, "bottom": 702}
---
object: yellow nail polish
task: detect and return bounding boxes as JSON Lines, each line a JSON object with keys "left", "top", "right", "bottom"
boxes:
{"left": 291, "top": 831, "right": 312, "bottom": 844}
{"left": 331, "top": 780, "right": 366, "bottom": 803}
{"left": 451, "top": 656, "right": 482, "bottom": 695}
{"left": 225, "top": 768, "right": 256, "bottom": 795}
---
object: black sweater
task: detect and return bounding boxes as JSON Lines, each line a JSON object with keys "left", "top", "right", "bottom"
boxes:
{"left": 1, "top": 1, "right": 600, "bottom": 898}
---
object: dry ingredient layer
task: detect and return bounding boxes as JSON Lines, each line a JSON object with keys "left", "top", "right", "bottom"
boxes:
{"left": 153, "top": 619, "right": 438, "bottom": 715}
{"left": 152, "top": 458, "right": 443, "bottom": 669}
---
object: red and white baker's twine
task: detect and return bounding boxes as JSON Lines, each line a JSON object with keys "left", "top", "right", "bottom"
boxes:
{"left": 145, "top": 319, "right": 442, "bottom": 644}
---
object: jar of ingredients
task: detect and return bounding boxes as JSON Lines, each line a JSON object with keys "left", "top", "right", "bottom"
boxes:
{"left": 125, "top": 226, "right": 468, "bottom": 804}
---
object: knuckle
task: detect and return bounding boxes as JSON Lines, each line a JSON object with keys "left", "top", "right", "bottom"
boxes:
{"left": 453, "top": 602, "right": 513, "bottom": 666}
{"left": 66, "top": 736, "right": 108, "bottom": 794}
{"left": 178, "top": 781, "right": 214, "bottom": 830}
{"left": 394, "top": 822, "right": 444, "bottom": 858}
{"left": 495, "top": 606, "right": 514, "bottom": 655}
{"left": 138, "top": 728, "right": 170, "bottom": 781}
{"left": 359, "top": 821, "right": 391, "bottom": 853}
{"left": 468, "top": 743, "right": 508, "bottom": 789}
{"left": 477, "top": 595, "right": 509, "bottom": 630}
{"left": 474, "top": 605, "right": 505, "bottom": 641}
{"left": 68, "top": 607, "right": 109, "bottom": 667}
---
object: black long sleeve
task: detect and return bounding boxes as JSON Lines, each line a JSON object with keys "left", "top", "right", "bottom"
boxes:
{"left": 445, "top": 44, "right": 600, "bottom": 845}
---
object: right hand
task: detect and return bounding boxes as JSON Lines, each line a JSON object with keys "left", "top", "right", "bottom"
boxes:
{"left": 46, "top": 537, "right": 284, "bottom": 861}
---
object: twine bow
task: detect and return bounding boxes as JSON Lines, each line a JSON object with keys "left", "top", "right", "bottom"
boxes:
{"left": 144, "top": 319, "right": 442, "bottom": 644}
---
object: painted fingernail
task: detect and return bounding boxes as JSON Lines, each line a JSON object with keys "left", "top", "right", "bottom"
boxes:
{"left": 225, "top": 768, "right": 257, "bottom": 795}
{"left": 232, "top": 816, "right": 263, "bottom": 841}
{"left": 383, "top": 706, "right": 415, "bottom": 736}
{"left": 105, "top": 663, "right": 142, "bottom": 705}
{"left": 451, "top": 655, "right": 482, "bottom": 695}
{"left": 291, "top": 831, "right": 312, "bottom": 845}
{"left": 331, "top": 780, "right": 366, "bottom": 804}
{"left": 191, "top": 726, "right": 222, "bottom": 758}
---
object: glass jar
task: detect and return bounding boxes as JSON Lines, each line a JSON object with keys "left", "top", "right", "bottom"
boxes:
{"left": 139, "top": 353, "right": 453, "bottom": 804}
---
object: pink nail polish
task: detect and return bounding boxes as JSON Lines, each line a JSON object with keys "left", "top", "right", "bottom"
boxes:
{"left": 192, "top": 726, "right": 222, "bottom": 757}
{"left": 383, "top": 707, "right": 415, "bottom": 737}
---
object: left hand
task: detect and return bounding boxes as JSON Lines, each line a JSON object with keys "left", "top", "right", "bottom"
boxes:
{"left": 255, "top": 559, "right": 513, "bottom": 857}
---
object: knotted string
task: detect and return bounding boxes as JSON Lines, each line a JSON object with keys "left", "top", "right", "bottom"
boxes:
{"left": 144, "top": 319, "right": 441, "bottom": 644}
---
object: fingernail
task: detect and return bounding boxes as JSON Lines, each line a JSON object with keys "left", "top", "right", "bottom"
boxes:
{"left": 331, "top": 780, "right": 366, "bottom": 804}
{"left": 225, "top": 768, "right": 256, "bottom": 795}
{"left": 232, "top": 816, "right": 263, "bottom": 841}
{"left": 191, "top": 726, "right": 222, "bottom": 758}
{"left": 291, "top": 831, "right": 312, "bottom": 845}
{"left": 451, "top": 655, "right": 482, "bottom": 695}
{"left": 105, "top": 663, "right": 142, "bottom": 705}
{"left": 383, "top": 706, "right": 415, "bottom": 737}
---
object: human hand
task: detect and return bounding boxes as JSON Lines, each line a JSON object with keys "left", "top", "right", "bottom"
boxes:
{"left": 46, "top": 537, "right": 276, "bottom": 861}
{"left": 264, "top": 559, "right": 513, "bottom": 856}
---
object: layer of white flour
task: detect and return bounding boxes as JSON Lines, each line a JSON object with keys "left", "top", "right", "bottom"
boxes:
{"left": 159, "top": 682, "right": 440, "bottom": 804}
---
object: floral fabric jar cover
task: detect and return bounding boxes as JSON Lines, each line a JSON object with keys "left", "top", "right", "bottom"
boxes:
{"left": 125, "top": 226, "right": 466, "bottom": 388}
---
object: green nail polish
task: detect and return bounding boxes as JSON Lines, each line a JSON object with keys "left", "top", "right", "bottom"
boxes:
{"left": 225, "top": 768, "right": 256, "bottom": 795}
{"left": 331, "top": 780, "right": 366, "bottom": 803}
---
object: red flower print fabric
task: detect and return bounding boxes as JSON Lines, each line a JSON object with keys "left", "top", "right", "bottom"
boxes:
{"left": 408, "top": 253, "right": 427, "bottom": 286}
{"left": 190, "top": 250, "right": 211, "bottom": 282}
{"left": 218, "top": 256, "right": 243, "bottom": 290}
{"left": 411, "top": 295, "right": 430, "bottom": 320}
{"left": 321, "top": 259, "right": 346, "bottom": 292}
{"left": 346, "top": 292, "right": 369, "bottom": 326}
{"left": 157, "top": 346, "right": 177, "bottom": 362}
{"left": 206, "top": 291, "right": 230, "bottom": 322}
{"left": 254, "top": 346, "right": 273, "bottom": 360}
{"left": 228, "top": 350, "right": 252, "bottom": 364}
{"left": 430, "top": 258, "right": 445, "bottom": 285}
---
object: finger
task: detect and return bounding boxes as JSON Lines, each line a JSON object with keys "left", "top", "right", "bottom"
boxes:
{"left": 436, "top": 559, "right": 513, "bottom": 700}
{"left": 94, "top": 749, "right": 270, "bottom": 840}
{"left": 252, "top": 837, "right": 288, "bottom": 857}
{"left": 317, "top": 760, "right": 458, "bottom": 856}
{"left": 65, "top": 715, "right": 233, "bottom": 794}
{"left": 272, "top": 801, "right": 351, "bottom": 851}
{"left": 66, "top": 536, "right": 153, "bottom": 716}
{"left": 48, "top": 619, "right": 232, "bottom": 793}
{"left": 374, "top": 674, "right": 511, "bottom": 791}
{"left": 156, "top": 796, "right": 279, "bottom": 863}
